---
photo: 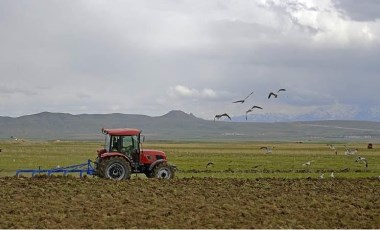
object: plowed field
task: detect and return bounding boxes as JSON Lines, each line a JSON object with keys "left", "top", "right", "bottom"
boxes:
{"left": 0, "top": 176, "right": 379, "bottom": 229}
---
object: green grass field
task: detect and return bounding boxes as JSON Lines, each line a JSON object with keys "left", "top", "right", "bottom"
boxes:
{"left": 0, "top": 140, "right": 379, "bottom": 179}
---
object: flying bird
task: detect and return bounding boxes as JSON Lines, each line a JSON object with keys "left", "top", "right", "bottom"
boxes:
{"left": 245, "top": 109, "right": 252, "bottom": 120}
{"left": 260, "top": 146, "right": 274, "bottom": 154}
{"left": 232, "top": 91, "right": 254, "bottom": 104}
{"left": 206, "top": 162, "right": 214, "bottom": 168}
{"left": 355, "top": 156, "right": 368, "bottom": 168}
{"left": 268, "top": 92, "right": 278, "bottom": 99}
{"left": 330, "top": 172, "right": 335, "bottom": 178}
{"left": 245, "top": 106, "right": 263, "bottom": 120}
{"left": 251, "top": 105, "right": 263, "bottom": 110}
{"left": 214, "top": 113, "right": 231, "bottom": 122}
{"left": 268, "top": 89, "right": 286, "bottom": 99}
{"left": 319, "top": 173, "right": 324, "bottom": 179}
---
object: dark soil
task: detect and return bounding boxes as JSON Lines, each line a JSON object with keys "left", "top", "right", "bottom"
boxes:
{"left": 0, "top": 176, "right": 379, "bottom": 229}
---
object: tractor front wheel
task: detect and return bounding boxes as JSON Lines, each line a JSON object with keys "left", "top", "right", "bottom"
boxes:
{"left": 103, "top": 157, "right": 131, "bottom": 180}
{"left": 152, "top": 163, "right": 175, "bottom": 179}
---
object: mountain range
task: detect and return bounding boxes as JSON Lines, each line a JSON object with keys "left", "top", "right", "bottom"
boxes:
{"left": 1, "top": 110, "right": 380, "bottom": 141}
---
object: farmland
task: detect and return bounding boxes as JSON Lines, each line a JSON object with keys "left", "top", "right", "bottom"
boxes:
{"left": 0, "top": 140, "right": 379, "bottom": 228}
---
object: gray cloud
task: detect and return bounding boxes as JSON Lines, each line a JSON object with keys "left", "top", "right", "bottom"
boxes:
{"left": 333, "top": 0, "right": 380, "bottom": 21}
{"left": 0, "top": 0, "right": 379, "bottom": 121}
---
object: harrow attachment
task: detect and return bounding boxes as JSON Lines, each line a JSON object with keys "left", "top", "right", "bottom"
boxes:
{"left": 16, "top": 159, "right": 96, "bottom": 178}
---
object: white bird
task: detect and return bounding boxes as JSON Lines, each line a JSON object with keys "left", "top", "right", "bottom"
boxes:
{"left": 327, "top": 144, "right": 338, "bottom": 155}
{"left": 355, "top": 156, "right": 368, "bottom": 168}
{"left": 232, "top": 91, "right": 254, "bottom": 104}
{"left": 302, "top": 161, "right": 313, "bottom": 166}
{"left": 330, "top": 172, "right": 335, "bottom": 178}
{"left": 319, "top": 173, "right": 324, "bottom": 179}
{"left": 260, "top": 146, "right": 274, "bottom": 154}
{"left": 344, "top": 145, "right": 358, "bottom": 155}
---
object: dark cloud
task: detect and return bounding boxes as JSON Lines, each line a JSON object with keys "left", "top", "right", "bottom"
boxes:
{"left": 333, "top": 0, "right": 380, "bottom": 21}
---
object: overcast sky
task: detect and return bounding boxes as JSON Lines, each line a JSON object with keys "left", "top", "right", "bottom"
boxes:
{"left": 1, "top": 0, "right": 380, "bottom": 121}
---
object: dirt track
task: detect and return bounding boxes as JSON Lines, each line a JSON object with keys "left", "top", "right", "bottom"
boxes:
{"left": 0, "top": 176, "right": 379, "bottom": 229}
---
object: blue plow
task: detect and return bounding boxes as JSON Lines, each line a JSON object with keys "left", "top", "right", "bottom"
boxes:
{"left": 16, "top": 159, "right": 96, "bottom": 177}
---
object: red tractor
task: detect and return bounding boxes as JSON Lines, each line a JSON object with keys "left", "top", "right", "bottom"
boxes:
{"left": 95, "top": 128, "right": 175, "bottom": 180}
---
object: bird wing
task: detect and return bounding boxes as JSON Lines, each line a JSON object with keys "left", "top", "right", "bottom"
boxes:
{"left": 232, "top": 100, "right": 244, "bottom": 103}
{"left": 223, "top": 113, "right": 232, "bottom": 120}
{"left": 214, "top": 114, "right": 222, "bottom": 121}
{"left": 243, "top": 91, "right": 254, "bottom": 100}
{"left": 260, "top": 147, "right": 268, "bottom": 150}
{"left": 245, "top": 110, "right": 252, "bottom": 120}
{"left": 268, "top": 92, "right": 276, "bottom": 99}
{"left": 277, "top": 88, "right": 286, "bottom": 93}
{"left": 251, "top": 105, "right": 263, "bottom": 109}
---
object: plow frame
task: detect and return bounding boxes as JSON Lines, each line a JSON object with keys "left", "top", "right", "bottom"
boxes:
{"left": 16, "top": 159, "right": 96, "bottom": 178}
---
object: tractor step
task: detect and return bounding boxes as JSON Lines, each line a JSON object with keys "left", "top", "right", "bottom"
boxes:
{"left": 16, "top": 159, "right": 96, "bottom": 178}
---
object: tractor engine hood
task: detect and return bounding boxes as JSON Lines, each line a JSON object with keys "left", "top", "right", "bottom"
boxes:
{"left": 141, "top": 149, "right": 166, "bottom": 156}
{"left": 141, "top": 149, "right": 167, "bottom": 162}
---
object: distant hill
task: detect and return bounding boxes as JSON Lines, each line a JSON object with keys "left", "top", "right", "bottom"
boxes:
{"left": 1, "top": 110, "right": 380, "bottom": 141}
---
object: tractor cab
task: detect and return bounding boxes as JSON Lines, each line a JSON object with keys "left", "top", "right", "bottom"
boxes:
{"left": 102, "top": 129, "right": 141, "bottom": 165}
{"left": 104, "top": 129, "right": 141, "bottom": 164}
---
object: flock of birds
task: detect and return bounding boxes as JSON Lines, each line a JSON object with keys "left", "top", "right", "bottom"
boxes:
{"left": 260, "top": 144, "right": 369, "bottom": 170}
{"left": 326, "top": 144, "right": 367, "bottom": 166}
{"left": 205, "top": 143, "right": 372, "bottom": 179}
{"left": 214, "top": 89, "right": 286, "bottom": 121}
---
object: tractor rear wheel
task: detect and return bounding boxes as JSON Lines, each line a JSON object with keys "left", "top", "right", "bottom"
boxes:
{"left": 152, "top": 163, "right": 175, "bottom": 179}
{"left": 95, "top": 157, "right": 106, "bottom": 178}
{"left": 102, "top": 157, "right": 131, "bottom": 180}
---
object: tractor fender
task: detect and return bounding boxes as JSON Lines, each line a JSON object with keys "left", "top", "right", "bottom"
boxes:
{"left": 100, "top": 152, "right": 132, "bottom": 165}
{"left": 148, "top": 159, "right": 167, "bottom": 172}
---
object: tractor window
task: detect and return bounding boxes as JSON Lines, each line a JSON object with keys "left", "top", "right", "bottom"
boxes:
{"left": 122, "top": 136, "right": 133, "bottom": 149}
{"left": 105, "top": 134, "right": 110, "bottom": 151}
{"left": 121, "top": 135, "right": 139, "bottom": 155}
{"left": 111, "top": 136, "right": 120, "bottom": 152}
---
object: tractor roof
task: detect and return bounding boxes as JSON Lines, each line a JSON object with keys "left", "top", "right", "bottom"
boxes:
{"left": 102, "top": 128, "right": 141, "bottom": 136}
